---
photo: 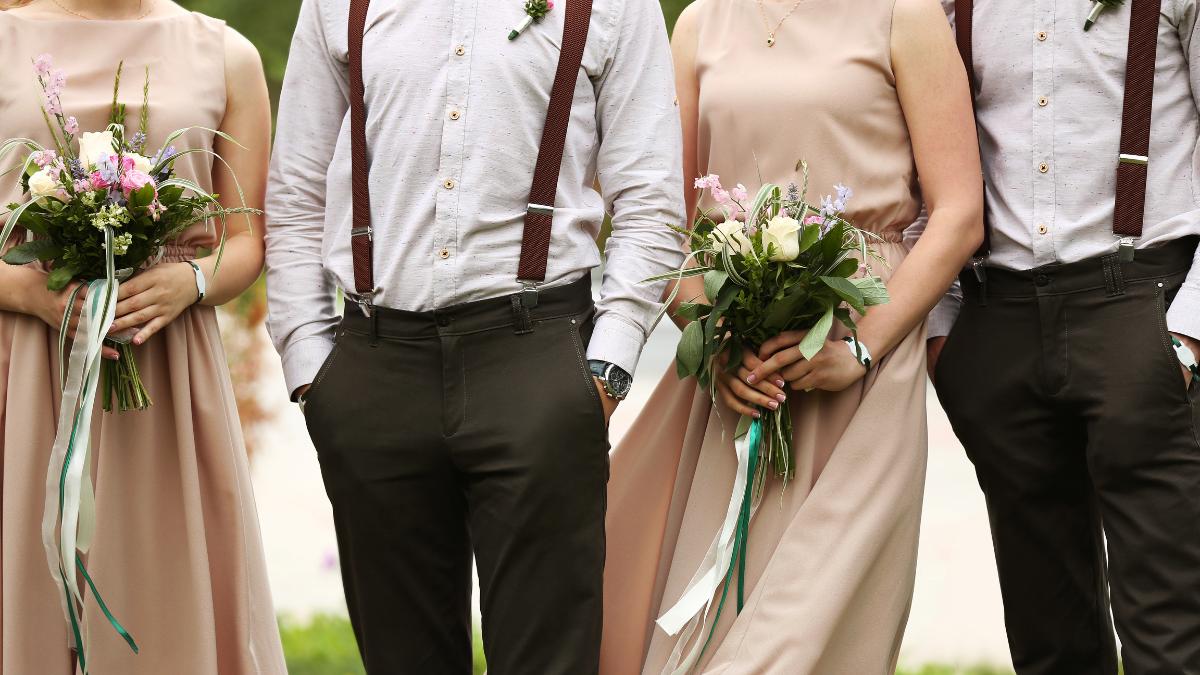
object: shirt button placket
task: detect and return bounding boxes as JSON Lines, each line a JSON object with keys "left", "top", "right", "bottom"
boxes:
{"left": 436, "top": 1, "right": 473, "bottom": 296}
{"left": 1031, "top": 0, "right": 1056, "bottom": 266}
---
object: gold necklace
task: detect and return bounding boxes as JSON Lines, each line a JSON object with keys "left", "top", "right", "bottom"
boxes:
{"left": 756, "top": 0, "right": 806, "bottom": 47}
{"left": 50, "top": 0, "right": 153, "bottom": 20}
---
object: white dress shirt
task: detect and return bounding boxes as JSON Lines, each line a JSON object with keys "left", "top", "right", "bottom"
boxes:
{"left": 931, "top": 0, "right": 1200, "bottom": 339}
{"left": 265, "top": 0, "right": 686, "bottom": 394}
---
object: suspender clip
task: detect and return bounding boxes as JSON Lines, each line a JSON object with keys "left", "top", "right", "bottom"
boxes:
{"left": 512, "top": 282, "right": 540, "bottom": 335}
{"left": 350, "top": 289, "right": 378, "bottom": 318}
{"left": 520, "top": 281, "right": 540, "bottom": 309}
{"left": 1119, "top": 237, "right": 1137, "bottom": 263}
{"left": 971, "top": 257, "right": 989, "bottom": 306}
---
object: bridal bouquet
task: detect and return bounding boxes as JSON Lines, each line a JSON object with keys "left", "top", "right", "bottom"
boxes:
{"left": 649, "top": 164, "right": 889, "bottom": 672}
{"left": 1, "top": 57, "right": 253, "bottom": 411}
{"left": 0, "top": 56, "right": 255, "bottom": 671}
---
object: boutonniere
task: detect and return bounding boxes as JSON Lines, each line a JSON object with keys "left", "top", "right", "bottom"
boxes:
{"left": 509, "top": 0, "right": 555, "bottom": 41}
{"left": 1085, "top": 0, "right": 1124, "bottom": 31}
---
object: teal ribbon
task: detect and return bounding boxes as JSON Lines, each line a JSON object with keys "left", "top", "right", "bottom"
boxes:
{"left": 696, "top": 417, "right": 762, "bottom": 664}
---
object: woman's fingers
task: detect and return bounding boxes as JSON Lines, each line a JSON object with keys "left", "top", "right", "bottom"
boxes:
{"left": 102, "top": 346, "right": 121, "bottom": 361}
{"left": 737, "top": 365, "right": 786, "bottom": 402}
{"left": 758, "top": 330, "right": 807, "bottom": 361}
{"left": 117, "top": 274, "right": 150, "bottom": 300}
{"left": 741, "top": 352, "right": 787, "bottom": 390}
{"left": 109, "top": 306, "right": 156, "bottom": 334}
{"left": 728, "top": 375, "right": 780, "bottom": 410}
{"left": 114, "top": 290, "right": 154, "bottom": 319}
{"left": 132, "top": 316, "right": 168, "bottom": 345}
{"left": 716, "top": 378, "right": 761, "bottom": 418}
{"left": 748, "top": 347, "right": 805, "bottom": 385}
{"left": 780, "top": 357, "right": 817, "bottom": 384}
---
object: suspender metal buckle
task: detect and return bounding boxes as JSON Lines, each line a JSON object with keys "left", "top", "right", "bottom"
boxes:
{"left": 351, "top": 226, "right": 373, "bottom": 240}
{"left": 350, "top": 289, "right": 377, "bottom": 317}
{"left": 527, "top": 203, "right": 555, "bottom": 216}
{"left": 1118, "top": 237, "right": 1138, "bottom": 263}
{"left": 971, "top": 257, "right": 987, "bottom": 284}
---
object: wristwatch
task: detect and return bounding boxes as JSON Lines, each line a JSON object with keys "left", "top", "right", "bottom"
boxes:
{"left": 588, "top": 360, "right": 633, "bottom": 401}
{"left": 184, "top": 260, "right": 206, "bottom": 303}
{"left": 842, "top": 336, "right": 873, "bottom": 372}
{"left": 1172, "top": 335, "right": 1199, "bottom": 380}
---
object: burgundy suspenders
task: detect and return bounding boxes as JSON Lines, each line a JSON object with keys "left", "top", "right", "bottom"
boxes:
{"left": 347, "top": 0, "right": 594, "bottom": 322}
{"left": 953, "top": 0, "right": 1162, "bottom": 267}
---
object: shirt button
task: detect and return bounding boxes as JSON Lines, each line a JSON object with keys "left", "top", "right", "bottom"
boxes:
{"left": 1039, "top": 162, "right": 1050, "bottom": 174}
{"left": 1035, "top": 274, "right": 1050, "bottom": 287}
{"left": 1038, "top": 96, "right": 1049, "bottom": 107}
{"left": 449, "top": 110, "right": 461, "bottom": 120}
{"left": 455, "top": 45, "right": 466, "bottom": 56}
{"left": 1037, "top": 31, "right": 1048, "bottom": 41}
{"left": 439, "top": 248, "right": 450, "bottom": 259}
{"left": 443, "top": 178, "right": 456, "bottom": 190}
{"left": 1037, "top": 224, "right": 1049, "bottom": 235}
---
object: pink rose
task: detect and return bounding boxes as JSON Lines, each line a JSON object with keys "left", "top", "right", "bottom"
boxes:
{"left": 120, "top": 169, "right": 155, "bottom": 198}
{"left": 90, "top": 171, "right": 110, "bottom": 190}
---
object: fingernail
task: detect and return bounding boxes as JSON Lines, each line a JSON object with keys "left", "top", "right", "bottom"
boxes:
{"left": 768, "top": 401, "right": 779, "bottom": 410}
{"left": 776, "top": 394, "right": 787, "bottom": 402}
{"left": 134, "top": 337, "right": 143, "bottom": 345}
{"left": 775, "top": 379, "right": 786, "bottom": 388}
{"left": 746, "top": 374, "right": 757, "bottom": 384}
{"left": 752, "top": 411, "right": 762, "bottom": 418}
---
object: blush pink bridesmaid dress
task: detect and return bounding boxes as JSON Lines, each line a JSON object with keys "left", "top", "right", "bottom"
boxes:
{"left": 601, "top": 0, "right": 930, "bottom": 672}
{"left": 0, "top": 9, "right": 286, "bottom": 674}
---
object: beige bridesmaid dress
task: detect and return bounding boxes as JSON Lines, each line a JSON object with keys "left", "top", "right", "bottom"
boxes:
{"left": 601, "top": 0, "right": 929, "bottom": 672}
{"left": 0, "top": 10, "right": 286, "bottom": 674}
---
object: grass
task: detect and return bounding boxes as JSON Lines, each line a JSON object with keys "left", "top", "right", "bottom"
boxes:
{"left": 281, "top": 614, "right": 1011, "bottom": 675}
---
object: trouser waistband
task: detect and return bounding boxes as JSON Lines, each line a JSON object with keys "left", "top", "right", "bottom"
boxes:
{"left": 340, "top": 275, "right": 593, "bottom": 339}
{"left": 962, "top": 236, "right": 1197, "bottom": 300}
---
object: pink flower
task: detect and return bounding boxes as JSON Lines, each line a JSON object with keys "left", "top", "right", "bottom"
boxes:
{"left": 712, "top": 187, "right": 731, "bottom": 205}
{"left": 804, "top": 215, "right": 824, "bottom": 226}
{"left": 90, "top": 171, "right": 110, "bottom": 191}
{"left": 731, "top": 183, "right": 748, "bottom": 203}
{"left": 64, "top": 116, "right": 79, "bottom": 135}
{"left": 73, "top": 179, "right": 92, "bottom": 194}
{"left": 33, "top": 54, "right": 53, "bottom": 77}
{"left": 31, "top": 150, "right": 57, "bottom": 168}
{"left": 120, "top": 169, "right": 156, "bottom": 198}
{"left": 694, "top": 174, "right": 722, "bottom": 191}
{"left": 546, "top": 0, "right": 555, "bottom": 8}
{"left": 147, "top": 199, "right": 167, "bottom": 221}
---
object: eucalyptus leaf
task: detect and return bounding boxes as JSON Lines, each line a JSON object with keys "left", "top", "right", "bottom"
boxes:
{"left": 819, "top": 275, "right": 867, "bottom": 314}
{"left": 704, "top": 269, "right": 728, "bottom": 303}
{"left": 675, "top": 302, "right": 712, "bottom": 322}
{"left": 852, "top": 276, "right": 891, "bottom": 306}
{"left": 798, "top": 306, "right": 834, "bottom": 360}
{"left": 676, "top": 320, "right": 705, "bottom": 378}
{"left": 3, "top": 239, "right": 61, "bottom": 265}
{"left": 45, "top": 265, "right": 78, "bottom": 292}
{"left": 797, "top": 222, "right": 822, "bottom": 255}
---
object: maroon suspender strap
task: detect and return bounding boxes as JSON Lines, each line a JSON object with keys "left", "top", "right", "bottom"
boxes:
{"left": 517, "top": 0, "right": 595, "bottom": 283}
{"left": 954, "top": 0, "right": 990, "bottom": 264}
{"left": 1114, "top": 0, "right": 1163, "bottom": 241}
{"left": 348, "top": 0, "right": 374, "bottom": 299}
{"left": 347, "top": 0, "right": 594, "bottom": 301}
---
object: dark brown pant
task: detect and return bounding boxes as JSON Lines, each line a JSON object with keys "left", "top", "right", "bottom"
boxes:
{"left": 935, "top": 239, "right": 1200, "bottom": 675}
{"left": 303, "top": 276, "right": 610, "bottom": 675}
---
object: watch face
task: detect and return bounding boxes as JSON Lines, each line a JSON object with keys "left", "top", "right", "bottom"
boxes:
{"left": 607, "top": 365, "right": 634, "bottom": 399}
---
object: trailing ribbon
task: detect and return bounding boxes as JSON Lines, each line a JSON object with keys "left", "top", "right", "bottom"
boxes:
{"left": 39, "top": 227, "right": 138, "bottom": 673}
{"left": 657, "top": 416, "right": 762, "bottom": 675}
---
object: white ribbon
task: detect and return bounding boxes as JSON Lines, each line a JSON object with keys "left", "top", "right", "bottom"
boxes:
{"left": 40, "top": 229, "right": 119, "bottom": 664}
{"left": 656, "top": 418, "right": 754, "bottom": 675}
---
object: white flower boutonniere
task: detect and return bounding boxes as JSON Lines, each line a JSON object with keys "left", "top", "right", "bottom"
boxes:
{"left": 1085, "top": 0, "right": 1125, "bottom": 31}
{"left": 509, "top": 0, "right": 554, "bottom": 41}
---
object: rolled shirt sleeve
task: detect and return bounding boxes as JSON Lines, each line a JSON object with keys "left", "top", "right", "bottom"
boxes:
{"left": 264, "top": 0, "right": 349, "bottom": 396}
{"left": 588, "top": 0, "right": 687, "bottom": 375}
{"left": 1169, "top": 0, "right": 1200, "bottom": 340}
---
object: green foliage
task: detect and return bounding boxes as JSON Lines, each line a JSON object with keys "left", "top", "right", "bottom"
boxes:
{"left": 279, "top": 614, "right": 487, "bottom": 675}
{"left": 896, "top": 667, "right": 1013, "bottom": 675}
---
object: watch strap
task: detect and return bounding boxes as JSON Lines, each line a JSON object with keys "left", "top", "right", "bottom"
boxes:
{"left": 184, "top": 260, "right": 205, "bottom": 303}
{"left": 843, "top": 336, "right": 873, "bottom": 371}
{"left": 1171, "top": 335, "right": 1199, "bottom": 377}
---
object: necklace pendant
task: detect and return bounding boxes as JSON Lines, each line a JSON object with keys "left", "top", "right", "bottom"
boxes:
{"left": 766, "top": 37, "right": 776, "bottom": 47}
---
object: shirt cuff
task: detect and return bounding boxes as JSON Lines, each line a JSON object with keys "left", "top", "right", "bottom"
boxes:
{"left": 1167, "top": 286, "right": 1200, "bottom": 341}
{"left": 587, "top": 314, "right": 647, "bottom": 377}
{"left": 926, "top": 292, "right": 963, "bottom": 340}
{"left": 282, "top": 334, "right": 337, "bottom": 400}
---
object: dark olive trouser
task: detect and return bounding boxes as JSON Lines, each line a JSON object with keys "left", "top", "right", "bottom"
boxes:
{"left": 935, "top": 239, "right": 1200, "bottom": 675}
{"left": 302, "top": 276, "right": 610, "bottom": 675}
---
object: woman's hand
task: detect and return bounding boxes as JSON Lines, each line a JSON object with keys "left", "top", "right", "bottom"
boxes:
{"left": 28, "top": 280, "right": 120, "bottom": 360}
{"left": 748, "top": 331, "right": 868, "bottom": 393}
{"left": 109, "top": 262, "right": 200, "bottom": 345}
{"left": 715, "top": 349, "right": 789, "bottom": 418}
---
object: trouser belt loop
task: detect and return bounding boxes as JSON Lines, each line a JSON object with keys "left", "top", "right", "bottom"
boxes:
{"left": 1102, "top": 253, "right": 1127, "bottom": 297}
{"left": 512, "top": 282, "right": 539, "bottom": 335}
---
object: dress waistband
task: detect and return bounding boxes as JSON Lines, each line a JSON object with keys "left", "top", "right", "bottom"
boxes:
{"left": 340, "top": 275, "right": 594, "bottom": 339}
{"left": 161, "top": 245, "right": 199, "bottom": 263}
{"left": 962, "top": 236, "right": 1198, "bottom": 299}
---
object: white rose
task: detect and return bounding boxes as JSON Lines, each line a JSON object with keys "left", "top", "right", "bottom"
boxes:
{"left": 762, "top": 215, "right": 802, "bottom": 262}
{"left": 28, "top": 169, "right": 60, "bottom": 202}
{"left": 77, "top": 131, "right": 116, "bottom": 168}
{"left": 708, "top": 220, "right": 752, "bottom": 257}
{"left": 127, "top": 153, "right": 153, "bottom": 174}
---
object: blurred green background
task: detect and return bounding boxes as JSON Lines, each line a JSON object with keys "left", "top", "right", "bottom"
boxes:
{"left": 173, "top": 2, "right": 1014, "bottom": 673}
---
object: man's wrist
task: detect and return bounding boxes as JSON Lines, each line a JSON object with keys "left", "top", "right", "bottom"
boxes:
{"left": 589, "top": 359, "right": 633, "bottom": 401}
